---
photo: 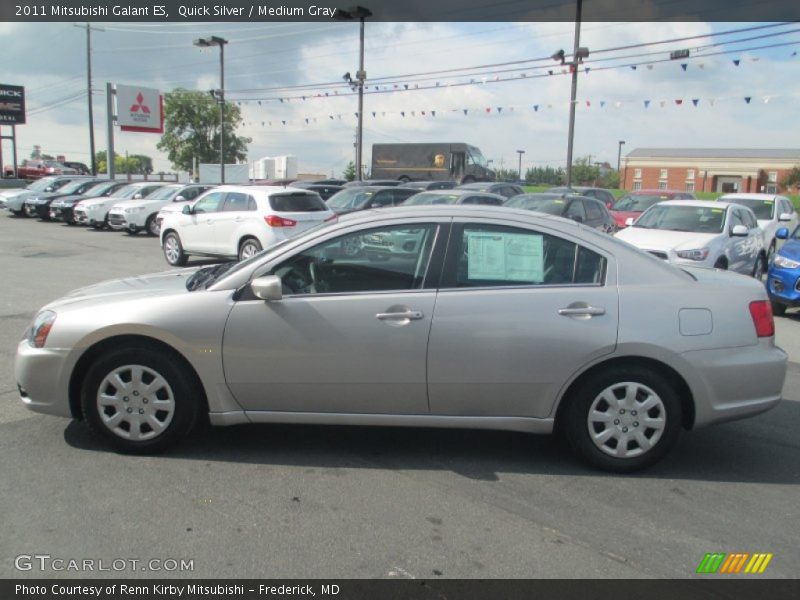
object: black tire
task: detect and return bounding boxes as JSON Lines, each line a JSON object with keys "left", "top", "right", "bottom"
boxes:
{"left": 91, "top": 216, "right": 107, "bottom": 230}
{"left": 563, "top": 366, "right": 682, "bottom": 472}
{"left": 162, "top": 231, "right": 188, "bottom": 266}
{"left": 238, "top": 237, "right": 262, "bottom": 261}
{"left": 752, "top": 254, "right": 766, "bottom": 279}
{"left": 767, "top": 241, "right": 776, "bottom": 266}
{"left": 713, "top": 257, "right": 727, "bottom": 270}
{"left": 145, "top": 214, "right": 159, "bottom": 237}
{"left": 461, "top": 176, "right": 476, "bottom": 184}
{"left": 9, "top": 209, "right": 25, "bottom": 217}
{"left": 772, "top": 302, "right": 787, "bottom": 317}
{"left": 125, "top": 227, "right": 139, "bottom": 236}
{"left": 80, "top": 345, "right": 200, "bottom": 454}
{"left": 398, "top": 175, "right": 411, "bottom": 183}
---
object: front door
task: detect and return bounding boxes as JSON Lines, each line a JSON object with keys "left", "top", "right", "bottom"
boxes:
{"left": 180, "top": 191, "right": 226, "bottom": 253}
{"left": 427, "top": 220, "right": 619, "bottom": 419}
{"left": 222, "top": 222, "right": 445, "bottom": 414}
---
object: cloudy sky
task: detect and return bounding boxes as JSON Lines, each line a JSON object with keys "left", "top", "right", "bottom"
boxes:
{"left": 2, "top": 20, "right": 799, "bottom": 178}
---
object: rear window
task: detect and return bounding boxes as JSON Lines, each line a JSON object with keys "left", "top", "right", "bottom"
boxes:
{"left": 269, "top": 192, "right": 327, "bottom": 212}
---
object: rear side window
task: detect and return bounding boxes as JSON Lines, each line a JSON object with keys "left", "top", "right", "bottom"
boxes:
{"left": 269, "top": 192, "right": 327, "bottom": 212}
{"left": 445, "top": 224, "right": 607, "bottom": 287}
{"left": 585, "top": 199, "right": 604, "bottom": 221}
{"left": 391, "top": 188, "right": 419, "bottom": 204}
{"left": 223, "top": 192, "right": 256, "bottom": 212}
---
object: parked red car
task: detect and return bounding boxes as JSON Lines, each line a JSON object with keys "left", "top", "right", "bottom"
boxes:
{"left": 610, "top": 189, "right": 695, "bottom": 228}
{"left": 4, "top": 159, "right": 78, "bottom": 179}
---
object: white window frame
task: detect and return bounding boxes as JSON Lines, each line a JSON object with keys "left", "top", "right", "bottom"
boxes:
{"left": 657, "top": 181, "right": 668, "bottom": 190}
{"left": 686, "top": 169, "right": 695, "bottom": 180}
{"left": 766, "top": 183, "right": 778, "bottom": 194}
{"left": 633, "top": 181, "right": 642, "bottom": 191}
{"left": 659, "top": 168, "right": 668, "bottom": 180}
{"left": 686, "top": 182, "right": 695, "bottom": 192}
{"left": 768, "top": 171, "right": 778, "bottom": 183}
{"left": 633, "top": 168, "right": 642, "bottom": 179}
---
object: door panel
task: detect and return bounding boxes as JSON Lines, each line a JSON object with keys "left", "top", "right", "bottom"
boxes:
{"left": 427, "top": 222, "right": 618, "bottom": 418}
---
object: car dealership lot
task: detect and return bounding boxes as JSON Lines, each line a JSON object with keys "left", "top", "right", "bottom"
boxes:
{"left": 1, "top": 215, "right": 799, "bottom": 578}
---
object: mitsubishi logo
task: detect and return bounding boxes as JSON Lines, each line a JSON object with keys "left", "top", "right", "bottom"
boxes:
{"left": 129, "top": 93, "right": 151, "bottom": 114}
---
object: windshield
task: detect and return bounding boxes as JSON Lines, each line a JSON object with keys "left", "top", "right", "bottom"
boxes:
{"left": 404, "top": 192, "right": 460, "bottom": 205}
{"left": 143, "top": 185, "right": 182, "bottom": 201}
{"left": 634, "top": 205, "right": 726, "bottom": 233}
{"left": 84, "top": 182, "right": 120, "bottom": 197}
{"left": 327, "top": 189, "right": 373, "bottom": 210}
{"left": 58, "top": 179, "right": 95, "bottom": 194}
{"left": 613, "top": 194, "right": 669, "bottom": 212}
{"left": 467, "top": 147, "right": 488, "bottom": 168}
{"left": 27, "top": 177, "right": 59, "bottom": 191}
{"left": 113, "top": 185, "right": 145, "bottom": 199}
{"left": 504, "top": 196, "right": 566, "bottom": 214}
{"left": 720, "top": 197, "right": 775, "bottom": 220}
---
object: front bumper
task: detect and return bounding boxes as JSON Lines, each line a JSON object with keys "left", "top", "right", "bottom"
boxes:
{"left": 683, "top": 340, "right": 787, "bottom": 428}
{"left": 24, "top": 202, "right": 50, "bottom": 219}
{"left": 767, "top": 267, "right": 800, "bottom": 307}
{"left": 15, "top": 340, "right": 73, "bottom": 419}
{"left": 107, "top": 211, "right": 128, "bottom": 230}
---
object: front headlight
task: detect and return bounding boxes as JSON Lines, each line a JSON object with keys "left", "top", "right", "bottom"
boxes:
{"left": 773, "top": 254, "right": 800, "bottom": 269}
{"left": 676, "top": 248, "right": 710, "bottom": 261}
{"left": 27, "top": 311, "right": 57, "bottom": 348}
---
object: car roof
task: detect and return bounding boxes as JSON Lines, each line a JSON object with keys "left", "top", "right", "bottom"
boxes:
{"left": 719, "top": 193, "right": 782, "bottom": 201}
{"left": 629, "top": 189, "right": 685, "bottom": 195}
{"left": 659, "top": 199, "right": 735, "bottom": 209}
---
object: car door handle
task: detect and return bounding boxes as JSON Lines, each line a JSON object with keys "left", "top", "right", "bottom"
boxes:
{"left": 234, "top": 217, "right": 245, "bottom": 223}
{"left": 376, "top": 310, "right": 424, "bottom": 321}
{"left": 558, "top": 306, "right": 606, "bottom": 317}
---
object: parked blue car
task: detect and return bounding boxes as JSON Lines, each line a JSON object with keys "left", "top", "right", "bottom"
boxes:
{"left": 767, "top": 226, "right": 800, "bottom": 316}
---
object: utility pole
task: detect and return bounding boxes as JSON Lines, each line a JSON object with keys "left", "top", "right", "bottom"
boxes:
{"left": 76, "top": 24, "right": 102, "bottom": 175}
{"left": 516, "top": 149, "right": 525, "bottom": 181}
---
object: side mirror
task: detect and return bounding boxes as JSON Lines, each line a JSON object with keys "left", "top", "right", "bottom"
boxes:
{"left": 45, "top": 186, "right": 54, "bottom": 192}
{"left": 731, "top": 224, "right": 748, "bottom": 237}
{"left": 776, "top": 227, "right": 789, "bottom": 240}
{"left": 182, "top": 204, "right": 192, "bottom": 215}
{"left": 174, "top": 195, "right": 185, "bottom": 202}
{"left": 778, "top": 212, "right": 793, "bottom": 222}
{"left": 251, "top": 275, "right": 283, "bottom": 301}
{"left": 133, "top": 193, "right": 143, "bottom": 199}
{"left": 625, "top": 217, "right": 634, "bottom": 227}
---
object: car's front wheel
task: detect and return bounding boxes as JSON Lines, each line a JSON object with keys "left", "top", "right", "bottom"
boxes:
{"left": 80, "top": 346, "right": 200, "bottom": 453}
{"left": 563, "top": 366, "right": 682, "bottom": 472}
{"left": 752, "top": 254, "right": 766, "bottom": 280}
{"left": 163, "top": 231, "right": 188, "bottom": 266}
{"left": 145, "top": 214, "right": 159, "bottom": 236}
{"left": 772, "top": 302, "right": 787, "bottom": 317}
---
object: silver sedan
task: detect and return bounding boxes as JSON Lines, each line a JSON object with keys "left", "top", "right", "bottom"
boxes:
{"left": 15, "top": 206, "right": 787, "bottom": 472}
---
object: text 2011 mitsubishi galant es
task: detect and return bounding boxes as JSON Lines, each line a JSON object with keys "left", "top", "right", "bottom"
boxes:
{"left": 16, "top": 206, "right": 787, "bottom": 472}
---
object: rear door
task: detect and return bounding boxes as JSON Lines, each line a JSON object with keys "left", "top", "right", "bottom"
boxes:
{"left": 427, "top": 219, "right": 618, "bottom": 418}
{"left": 214, "top": 191, "right": 258, "bottom": 253}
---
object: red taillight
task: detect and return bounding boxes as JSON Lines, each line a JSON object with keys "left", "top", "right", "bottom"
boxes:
{"left": 749, "top": 300, "right": 774, "bottom": 338}
{"left": 264, "top": 215, "right": 296, "bottom": 227}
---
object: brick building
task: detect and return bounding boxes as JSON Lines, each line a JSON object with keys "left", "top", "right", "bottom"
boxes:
{"left": 621, "top": 148, "right": 800, "bottom": 194}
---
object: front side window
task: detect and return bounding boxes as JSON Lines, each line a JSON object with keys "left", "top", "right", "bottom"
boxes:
{"left": 446, "top": 224, "right": 606, "bottom": 287}
{"left": 565, "top": 199, "right": 587, "bottom": 221}
{"left": 193, "top": 191, "right": 226, "bottom": 213}
{"left": 271, "top": 224, "right": 438, "bottom": 295}
{"left": 585, "top": 199, "right": 603, "bottom": 221}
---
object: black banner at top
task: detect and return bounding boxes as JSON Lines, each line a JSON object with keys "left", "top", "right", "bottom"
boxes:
{"left": 2, "top": 0, "right": 799, "bottom": 22}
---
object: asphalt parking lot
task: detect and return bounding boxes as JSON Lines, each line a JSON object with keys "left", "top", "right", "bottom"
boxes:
{"left": 1, "top": 214, "right": 799, "bottom": 579}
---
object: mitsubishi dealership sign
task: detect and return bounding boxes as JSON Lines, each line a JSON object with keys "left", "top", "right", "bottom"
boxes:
{"left": 116, "top": 84, "right": 162, "bottom": 133}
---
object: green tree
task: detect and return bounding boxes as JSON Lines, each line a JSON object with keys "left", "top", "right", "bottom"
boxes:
{"left": 781, "top": 166, "right": 800, "bottom": 191}
{"left": 342, "top": 161, "right": 356, "bottom": 182}
{"left": 525, "top": 166, "right": 565, "bottom": 185}
{"left": 495, "top": 168, "right": 519, "bottom": 182}
{"left": 571, "top": 156, "right": 600, "bottom": 185}
{"left": 157, "top": 88, "right": 250, "bottom": 174}
{"left": 95, "top": 151, "right": 153, "bottom": 175}
{"left": 597, "top": 170, "right": 620, "bottom": 189}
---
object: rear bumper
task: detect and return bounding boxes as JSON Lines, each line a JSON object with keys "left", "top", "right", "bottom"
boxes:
{"left": 683, "top": 341, "right": 787, "bottom": 428}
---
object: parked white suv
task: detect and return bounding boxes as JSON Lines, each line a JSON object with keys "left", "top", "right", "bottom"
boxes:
{"left": 718, "top": 193, "right": 797, "bottom": 263}
{"left": 107, "top": 184, "right": 213, "bottom": 236}
{"left": 159, "top": 185, "right": 336, "bottom": 265}
{"left": 74, "top": 182, "right": 169, "bottom": 229}
{"left": 615, "top": 200, "right": 766, "bottom": 277}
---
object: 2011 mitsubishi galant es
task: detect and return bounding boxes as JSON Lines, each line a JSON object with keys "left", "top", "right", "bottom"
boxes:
{"left": 15, "top": 206, "right": 787, "bottom": 472}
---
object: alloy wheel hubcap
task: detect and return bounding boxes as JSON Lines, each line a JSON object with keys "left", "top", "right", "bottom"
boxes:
{"left": 241, "top": 243, "right": 258, "bottom": 259}
{"left": 96, "top": 364, "right": 175, "bottom": 441}
{"left": 165, "top": 237, "right": 179, "bottom": 262}
{"left": 587, "top": 381, "right": 666, "bottom": 458}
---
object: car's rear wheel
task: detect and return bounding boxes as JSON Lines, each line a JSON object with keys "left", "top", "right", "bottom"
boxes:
{"left": 163, "top": 231, "right": 188, "bottom": 266}
{"left": 238, "top": 237, "right": 262, "bottom": 261}
{"left": 145, "top": 214, "right": 159, "bottom": 236}
{"left": 80, "top": 347, "right": 199, "bottom": 453}
{"left": 563, "top": 366, "right": 682, "bottom": 472}
{"left": 772, "top": 302, "right": 787, "bottom": 317}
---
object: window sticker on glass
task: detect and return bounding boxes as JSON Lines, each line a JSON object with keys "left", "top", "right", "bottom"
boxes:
{"left": 466, "top": 232, "right": 544, "bottom": 282}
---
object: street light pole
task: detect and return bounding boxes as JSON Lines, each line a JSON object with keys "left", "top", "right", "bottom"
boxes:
{"left": 194, "top": 36, "right": 228, "bottom": 184}
{"left": 516, "top": 149, "right": 525, "bottom": 181}
{"left": 565, "top": 0, "right": 583, "bottom": 188}
{"left": 337, "top": 6, "right": 372, "bottom": 182}
{"left": 617, "top": 140, "right": 625, "bottom": 188}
